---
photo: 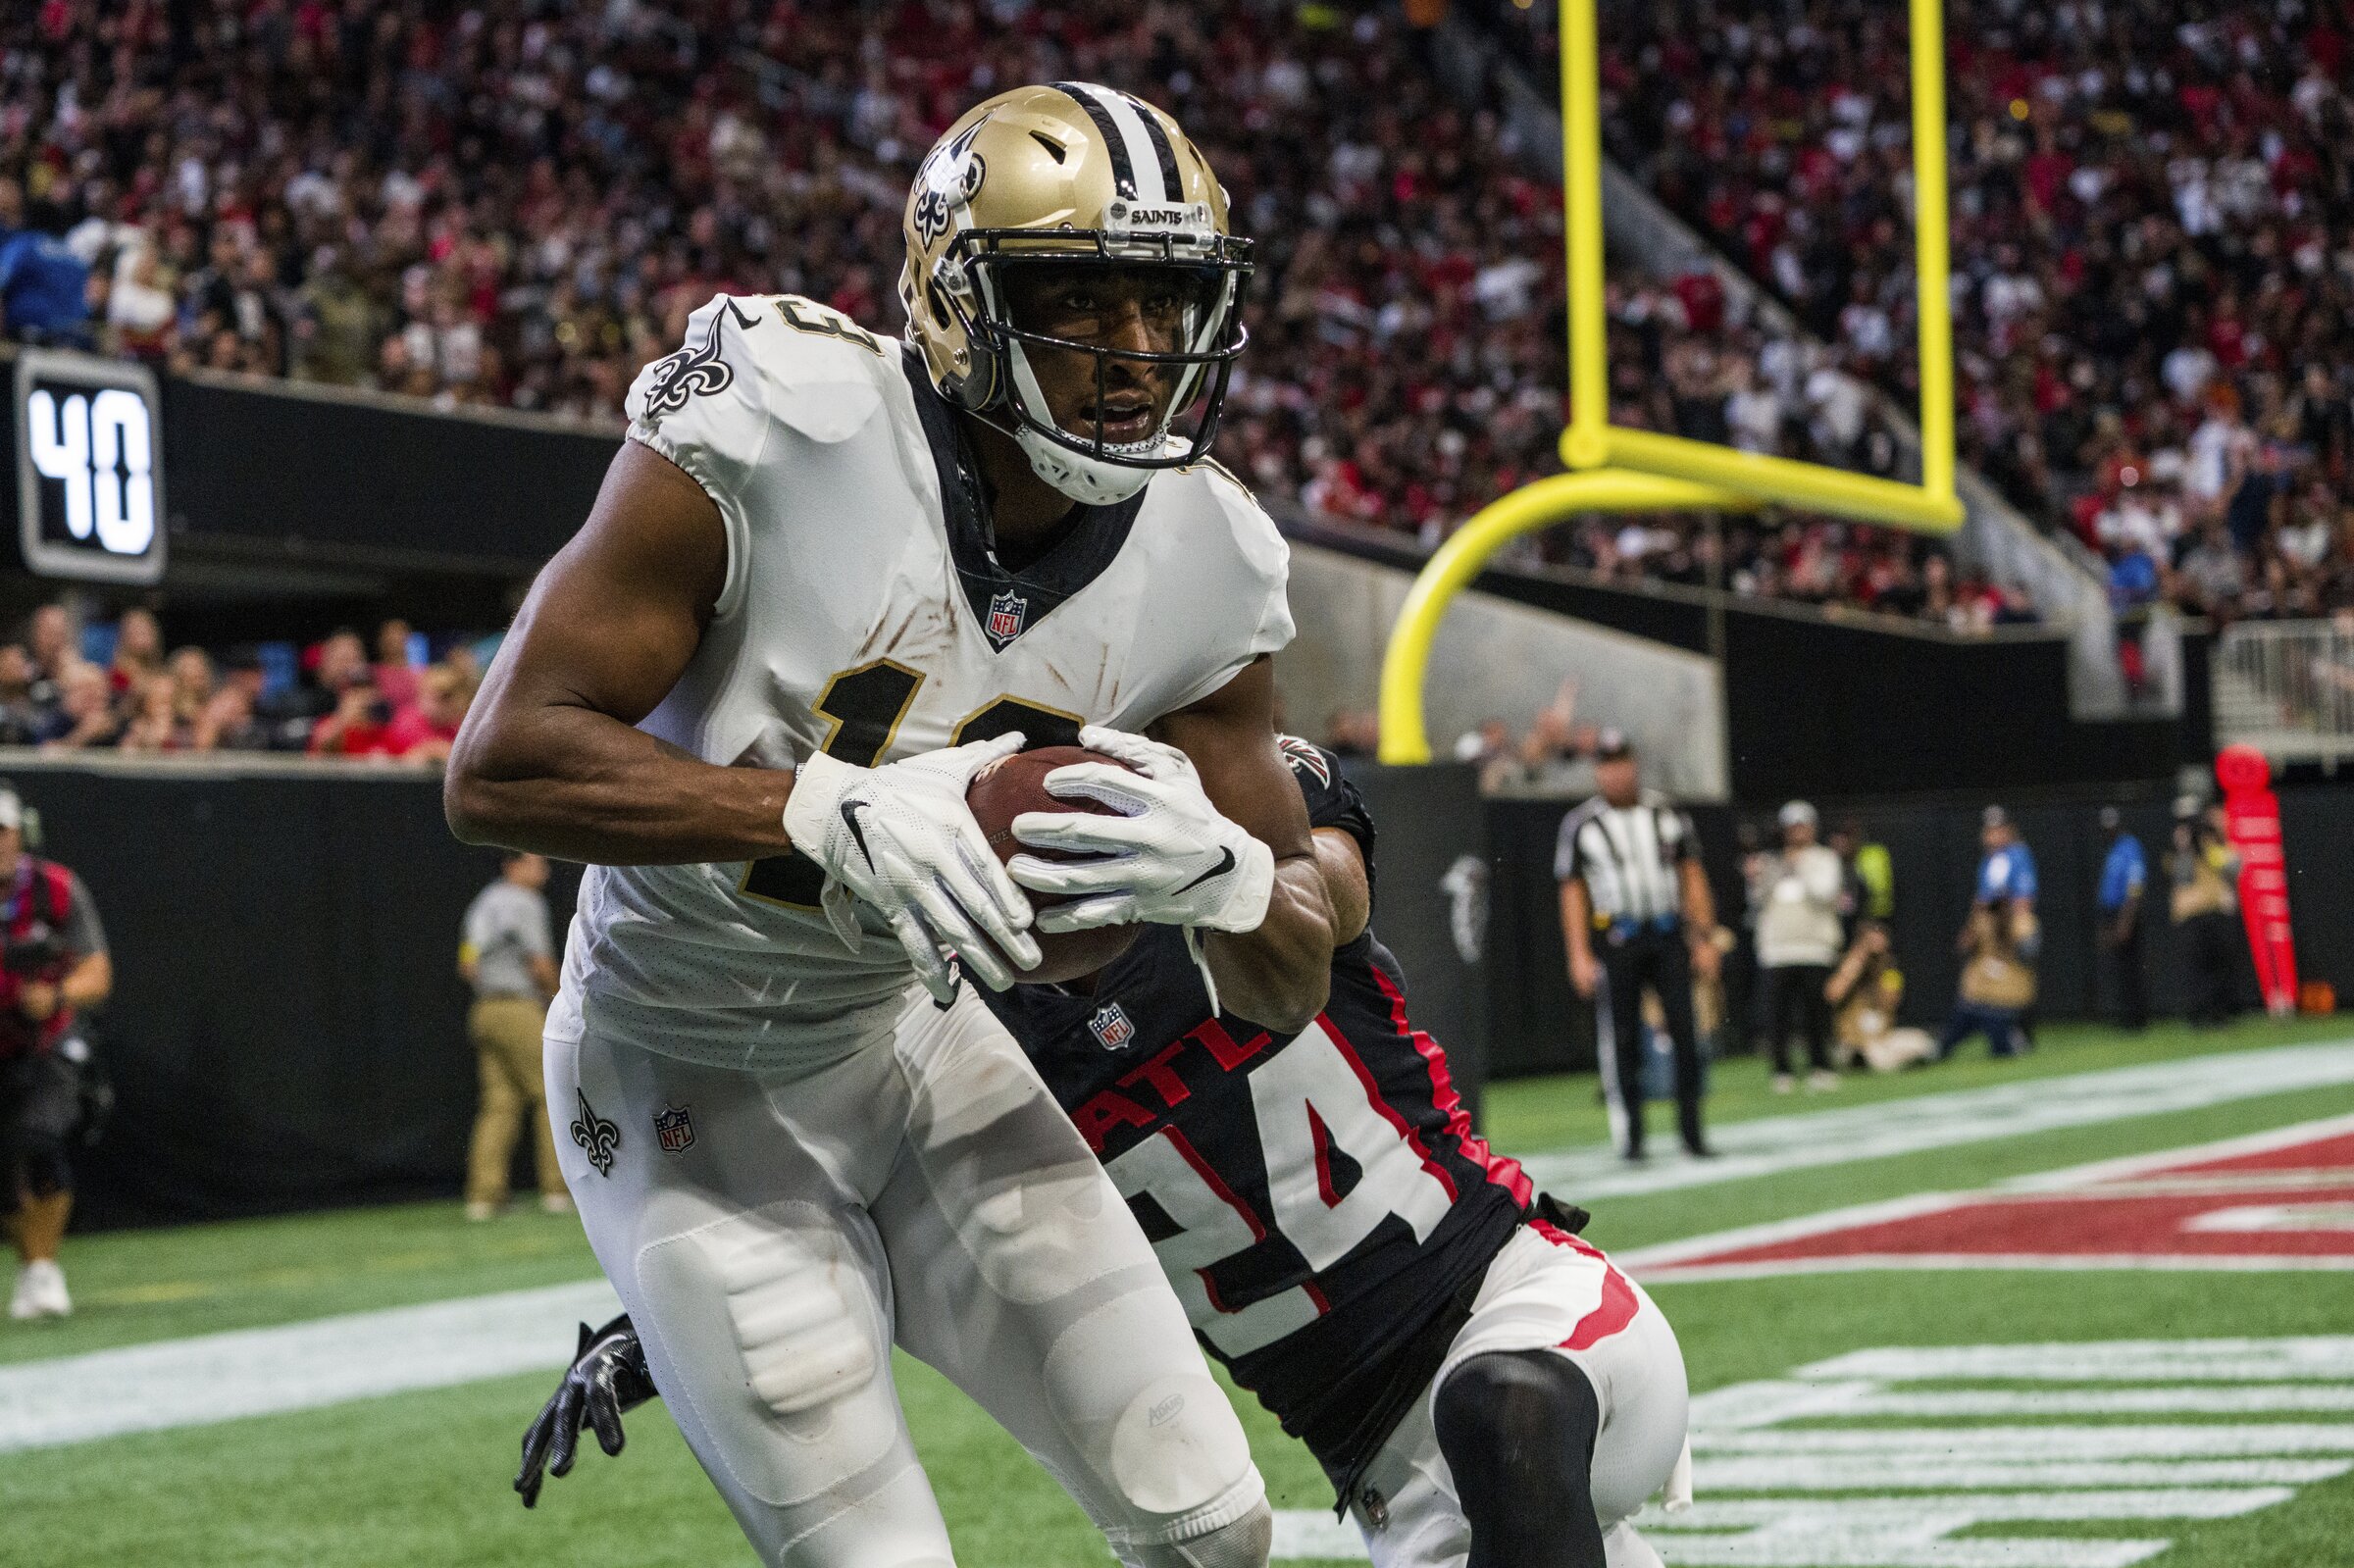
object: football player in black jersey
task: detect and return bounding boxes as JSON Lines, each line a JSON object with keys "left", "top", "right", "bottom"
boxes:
{"left": 515, "top": 738, "right": 1691, "bottom": 1568}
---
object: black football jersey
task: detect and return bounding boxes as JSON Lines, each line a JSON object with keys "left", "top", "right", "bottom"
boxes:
{"left": 979, "top": 737, "right": 1532, "bottom": 1490}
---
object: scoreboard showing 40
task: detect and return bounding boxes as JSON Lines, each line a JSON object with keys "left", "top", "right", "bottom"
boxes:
{"left": 15, "top": 349, "right": 166, "bottom": 585}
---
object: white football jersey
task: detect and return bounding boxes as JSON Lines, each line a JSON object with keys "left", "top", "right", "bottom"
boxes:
{"left": 548, "top": 293, "right": 1294, "bottom": 1072}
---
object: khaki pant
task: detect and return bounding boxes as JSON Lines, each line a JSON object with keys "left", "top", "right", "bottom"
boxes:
{"left": 466, "top": 995, "right": 563, "bottom": 1207}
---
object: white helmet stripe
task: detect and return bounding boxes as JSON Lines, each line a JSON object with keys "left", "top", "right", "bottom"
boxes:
{"left": 1065, "top": 81, "right": 1169, "bottom": 204}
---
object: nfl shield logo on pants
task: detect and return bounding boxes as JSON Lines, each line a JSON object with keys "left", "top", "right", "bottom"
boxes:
{"left": 987, "top": 590, "right": 1029, "bottom": 649}
{"left": 1088, "top": 1003, "right": 1136, "bottom": 1050}
{"left": 654, "top": 1105, "right": 695, "bottom": 1154}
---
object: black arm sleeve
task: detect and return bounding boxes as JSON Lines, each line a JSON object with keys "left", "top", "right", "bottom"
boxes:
{"left": 1280, "top": 736, "right": 1377, "bottom": 893}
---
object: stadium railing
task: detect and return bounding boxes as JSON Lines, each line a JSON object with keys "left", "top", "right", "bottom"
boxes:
{"left": 2213, "top": 621, "right": 2354, "bottom": 769}
{"left": 1295, "top": 516, "right": 2200, "bottom": 802}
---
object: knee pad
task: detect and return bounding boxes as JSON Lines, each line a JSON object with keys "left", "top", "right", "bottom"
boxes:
{"left": 1121, "top": 1497, "right": 1272, "bottom": 1568}
{"left": 1049, "top": 1290, "right": 1253, "bottom": 1522}
{"left": 1436, "top": 1349, "right": 1602, "bottom": 1473}
{"left": 1435, "top": 1350, "right": 1607, "bottom": 1568}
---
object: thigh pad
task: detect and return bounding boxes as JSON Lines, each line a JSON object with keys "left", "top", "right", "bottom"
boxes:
{"left": 634, "top": 1200, "right": 897, "bottom": 1509}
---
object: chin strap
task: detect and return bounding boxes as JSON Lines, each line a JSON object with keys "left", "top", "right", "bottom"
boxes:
{"left": 1014, "top": 420, "right": 1154, "bottom": 505}
{"left": 1000, "top": 338, "right": 1161, "bottom": 504}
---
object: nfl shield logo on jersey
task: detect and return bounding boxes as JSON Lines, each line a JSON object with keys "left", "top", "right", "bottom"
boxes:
{"left": 1088, "top": 1003, "right": 1136, "bottom": 1051}
{"left": 653, "top": 1105, "right": 695, "bottom": 1154}
{"left": 986, "top": 590, "right": 1029, "bottom": 649}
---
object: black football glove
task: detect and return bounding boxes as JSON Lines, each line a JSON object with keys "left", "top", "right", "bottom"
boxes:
{"left": 516, "top": 1313, "right": 657, "bottom": 1508}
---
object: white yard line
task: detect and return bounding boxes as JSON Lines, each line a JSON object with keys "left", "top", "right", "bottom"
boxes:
{"left": 1513, "top": 1041, "right": 2354, "bottom": 1199}
{"left": 1632, "top": 1490, "right": 2292, "bottom": 1568}
{"left": 1271, "top": 1510, "right": 1368, "bottom": 1562}
{"left": 1802, "top": 1339, "right": 2354, "bottom": 1384}
{"left": 0, "top": 1279, "right": 619, "bottom": 1452}
{"left": 1635, "top": 1337, "right": 2354, "bottom": 1568}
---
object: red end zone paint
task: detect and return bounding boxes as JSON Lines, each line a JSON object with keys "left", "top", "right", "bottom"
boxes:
{"left": 1632, "top": 1118, "right": 2354, "bottom": 1281}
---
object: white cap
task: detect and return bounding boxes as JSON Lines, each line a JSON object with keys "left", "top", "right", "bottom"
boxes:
{"left": 1778, "top": 799, "right": 1817, "bottom": 831}
{"left": 0, "top": 787, "right": 22, "bottom": 833}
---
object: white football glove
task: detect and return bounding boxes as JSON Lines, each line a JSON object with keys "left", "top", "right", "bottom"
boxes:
{"left": 1005, "top": 726, "right": 1276, "bottom": 937}
{"left": 781, "top": 734, "right": 1040, "bottom": 1002}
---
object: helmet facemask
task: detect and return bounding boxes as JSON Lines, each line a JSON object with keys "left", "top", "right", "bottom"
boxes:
{"left": 943, "top": 224, "right": 1252, "bottom": 505}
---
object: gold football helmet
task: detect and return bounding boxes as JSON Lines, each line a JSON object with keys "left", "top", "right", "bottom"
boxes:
{"left": 900, "top": 82, "right": 1253, "bottom": 505}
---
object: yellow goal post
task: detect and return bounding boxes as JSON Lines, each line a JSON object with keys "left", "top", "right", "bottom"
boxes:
{"left": 1376, "top": 0, "right": 1962, "bottom": 764}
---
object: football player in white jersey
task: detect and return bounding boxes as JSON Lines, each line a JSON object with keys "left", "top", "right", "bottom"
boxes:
{"left": 447, "top": 83, "right": 1336, "bottom": 1568}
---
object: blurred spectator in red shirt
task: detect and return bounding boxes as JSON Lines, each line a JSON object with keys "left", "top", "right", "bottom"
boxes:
{"left": 384, "top": 665, "right": 473, "bottom": 762}
{"left": 309, "top": 677, "right": 397, "bottom": 760}
{"left": 106, "top": 609, "right": 162, "bottom": 699}
{"left": 374, "top": 619, "right": 420, "bottom": 710}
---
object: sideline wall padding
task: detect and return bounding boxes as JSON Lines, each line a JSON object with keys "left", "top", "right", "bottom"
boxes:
{"left": 13, "top": 767, "right": 576, "bottom": 1229}
{"left": 18, "top": 761, "right": 2333, "bottom": 1228}
{"left": 1339, "top": 762, "right": 1492, "bottom": 1126}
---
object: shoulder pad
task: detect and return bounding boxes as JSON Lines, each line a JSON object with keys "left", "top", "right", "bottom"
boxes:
{"left": 741, "top": 294, "right": 898, "bottom": 444}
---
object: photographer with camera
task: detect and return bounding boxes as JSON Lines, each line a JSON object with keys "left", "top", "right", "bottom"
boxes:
{"left": 308, "top": 672, "right": 397, "bottom": 758}
{"left": 0, "top": 785, "right": 111, "bottom": 1320}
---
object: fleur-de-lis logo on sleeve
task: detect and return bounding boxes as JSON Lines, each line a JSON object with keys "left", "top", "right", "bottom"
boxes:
{"left": 640, "top": 299, "right": 755, "bottom": 420}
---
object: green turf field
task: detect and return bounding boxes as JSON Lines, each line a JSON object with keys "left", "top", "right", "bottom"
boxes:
{"left": 4, "top": 1014, "right": 2351, "bottom": 1567}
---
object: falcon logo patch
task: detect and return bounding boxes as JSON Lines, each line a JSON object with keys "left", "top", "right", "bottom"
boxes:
{"left": 1278, "top": 734, "right": 1332, "bottom": 785}
{"left": 654, "top": 1105, "right": 696, "bottom": 1155}
{"left": 640, "top": 299, "right": 754, "bottom": 420}
{"left": 569, "top": 1088, "right": 620, "bottom": 1177}
{"left": 986, "top": 590, "right": 1029, "bottom": 649}
{"left": 1088, "top": 1003, "right": 1137, "bottom": 1050}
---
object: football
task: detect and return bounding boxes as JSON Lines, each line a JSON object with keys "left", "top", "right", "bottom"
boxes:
{"left": 965, "top": 744, "right": 1143, "bottom": 985}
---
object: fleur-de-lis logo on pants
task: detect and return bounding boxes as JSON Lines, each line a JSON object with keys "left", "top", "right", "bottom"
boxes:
{"left": 570, "top": 1087, "right": 621, "bottom": 1178}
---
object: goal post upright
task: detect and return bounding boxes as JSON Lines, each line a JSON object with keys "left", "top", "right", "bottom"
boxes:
{"left": 1561, "top": 0, "right": 1610, "bottom": 474}
{"left": 1375, "top": 0, "right": 1964, "bottom": 764}
{"left": 1554, "top": 0, "right": 1962, "bottom": 531}
{"left": 1910, "top": 0, "right": 1957, "bottom": 503}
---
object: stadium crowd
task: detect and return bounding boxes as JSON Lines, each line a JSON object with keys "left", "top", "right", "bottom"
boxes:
{"left": 0, "top": 0, "right": 2005, "bottom": 629}
{"left": 1557, "top": 270, "right": 2028, "bottom": 626}
{"left": 1488, "top": 0, "right": 2354, "bottom": 626}
{"left": 3, "top": 602, "right": 479, "bottom": 761}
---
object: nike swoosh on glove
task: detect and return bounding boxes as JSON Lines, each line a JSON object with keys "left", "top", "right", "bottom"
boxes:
{"left": 782, "top": 733, "right": 1040, "bottom": 1000}
{"left": 1004, "top": 725, "right": 1275, "bottom": 936}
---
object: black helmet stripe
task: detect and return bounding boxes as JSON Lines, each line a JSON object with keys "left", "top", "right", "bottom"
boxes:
{"left": 1054, "top": 80, "right": 1164, "bottom": 202}
{"left": 1130, "top": 97, "right": 1183, "bottom": 200}
{"left": 1052, "top": 82, "right": 1136, "bottom": 199}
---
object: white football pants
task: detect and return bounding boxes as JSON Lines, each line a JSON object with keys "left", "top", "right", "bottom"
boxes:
{"left": 547, "top": 982, "right": 1265, "bottom": 1566}
{"left": 1347, "top": 1225, "right": 1691, "bottom": 1568}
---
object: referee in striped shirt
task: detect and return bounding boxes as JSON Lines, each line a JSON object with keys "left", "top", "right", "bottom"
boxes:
{"left": 1557, "top": 731, "right": 1718, "bottom": 1160}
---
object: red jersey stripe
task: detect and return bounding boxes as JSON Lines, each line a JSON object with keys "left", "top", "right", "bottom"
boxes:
{"left": 1368, "top": 964, "right": 1534, "bottom": 1208}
